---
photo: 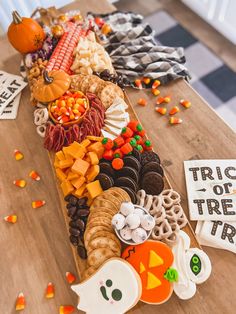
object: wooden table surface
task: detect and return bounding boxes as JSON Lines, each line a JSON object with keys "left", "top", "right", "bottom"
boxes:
{"left": 0, "top": 0, "right": 235, "bottom": 313}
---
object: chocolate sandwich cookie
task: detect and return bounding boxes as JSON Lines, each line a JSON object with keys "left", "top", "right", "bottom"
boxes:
{"left": 142, "top": 161, "right": 164, "bottom": 177}
{"left": 96, "top": 173, "right": 114, "bottom": 190}
{"left": 141, "top": 151, "right": 160, "bottom": 166}
{"left": 99, "top": 161, "right": 115, "bottom": 178}
{"left": 117, "top": 166, "right": 139, "bottom": 184}
{"left": 141, "top": 171, "right": 164, "bottom": 195}
{"left": 115, "top": 176, "right": 138, "bottom": 193}
{"left": 132, "top": 148, "right": 142, "bottom": 162}
{"left": 119, "top": 186, "right": 137, "bottom": 204}
{"left": 123, "top": 155, "right": 141, "bottom": 172}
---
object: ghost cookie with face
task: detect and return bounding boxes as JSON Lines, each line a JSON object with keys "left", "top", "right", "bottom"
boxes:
{"left": 71, "top": 258, "right": 142, "bottom": 314}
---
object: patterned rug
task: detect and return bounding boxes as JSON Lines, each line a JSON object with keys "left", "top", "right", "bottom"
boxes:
{"left": 144, "top": 10, "right": 236, "bottom": 131}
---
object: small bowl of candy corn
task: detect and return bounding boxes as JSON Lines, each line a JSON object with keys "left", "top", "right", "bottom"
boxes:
{"left": 48, "top": 90, "right": 89, "bottom": 126}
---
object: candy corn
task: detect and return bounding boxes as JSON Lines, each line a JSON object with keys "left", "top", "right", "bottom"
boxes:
{"left": 45, "top": 282, "right": 54, "bottom": 299}
{"left": 134, "top": 79, "right": 142, "bottom": 89}
{"left": 156, "top": 96, "right": 171, "bottom": 105}
{"left": 59, "top": 305, "right": 75, "bottom": 314}
{"left": 29, "top": 170, "right": 41, "bottom": 181}
{"left": 4, "top": 215, "right": 17, "bottom": 223}
{"left": 137, "top": 98, "right": 147, "bottom": 106}
{"left": 180, "top": 99, "right": 191, "bottom": 108}
{"left": 66, "top": 272, "right": 76, "bottom": 284}
{"left": 152, "top": 88, "right": 160, "bottom": 96}
{"left": 13, "top": 180, "right": 26, "bottom": 188}
{"left": 15, "top": 292, "right": 25, "bottom": 311}
{"left": 155, "top": 107, "right": 167, "bottom": 115}
{"left": 142, "top": 77, "right": 151, "bottom": 85}
{"left": 169, "top": 106, "right": 180, "bottom": 115}
{"left": 32, "top": 200, "right": 46, "bottom": 209}
{"left": 152, "top": 80, "right": 161, "bottom": 89}
{"left": 14, "top": 149, "right": 24, "bottom": 161}
{"left": 169, "top": 117, "right": 183, "bottom": 125}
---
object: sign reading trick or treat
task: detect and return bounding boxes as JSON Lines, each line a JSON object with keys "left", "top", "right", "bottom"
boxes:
{"left": 184, "top": 160, "right": 236, "bottom": 221}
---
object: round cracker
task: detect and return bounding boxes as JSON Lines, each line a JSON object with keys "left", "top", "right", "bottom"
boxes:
{"left": 81, "top": 266, "right": 97, "bottom": 281}
{"left": 87, "top": 236, "right": 121, "bottom": 256}
{"left": 109, "top": 187, "right": 131, "bottom": 202}
{"left": 87, "top": 248, "right": 117, "bottom": 268}
{"left": 100, "top": 83, "right": 124, "bottom": 109}
{"left": 86, "top": 217, "right": 112, "bottom": 231}
{"left": 90, "top": 230, "right": 121, "bottom": 248}
{"left": 90, "top": 199, "right": 120, "bottom": 213}
{"left": 70, "top": 74, "right": 85, "bottom": 91}
{"left": 84, "top": 225, "right": 111, "bottom": 248}
{"left": 87, "top": 211, "right": 113, "bottom": 224}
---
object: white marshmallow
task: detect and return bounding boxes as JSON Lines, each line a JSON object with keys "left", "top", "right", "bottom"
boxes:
{"left": 120, "top": 202, "right": 135, "bottom": 216}
{"left": 112, "top": 213, "right": 125, "bottom": 230}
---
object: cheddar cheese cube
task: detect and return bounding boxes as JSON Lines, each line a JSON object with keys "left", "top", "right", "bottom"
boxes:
{"left": 87, "top": 141, "right": 104, "bottom": 159}
{"left": 74, "top": 184, "right": 87, "bottom": 197}
{"left": 86, "top": 180, "right": 103, "bottom": 199}
{"left": 56, "top": 168, "right": 67, "bottom": 182}
{"left": 87, "top": 152, "right": 99, "bottom": 165}
{"left": 71, "top": 176, "right": 86, "bottom": 189}
{"left": 81, "top": 139, "right": 91, "bottom": 148}
{"left": 86, "top": 136, "right": 103, "bottom": 142}
{"left": 86, "top": 165, "right": 100, "bottom": 182}
{"left": 65, "top": 141, "right": 86, "bottom": 159}
{"left": 67, "top": 171, "right": 79, "bottom": 181}
{"left": 71, "top": 158, "right": 90, "bottom": 176}
{"left": 62, "top": 146, "right": 72, "bottom": 159}
{"left": 61, "top": 180, "right": 74, "bottom": 196}
{"left": 56, "top": 150, "right": 65, "bottom": 161}
{"left": 58, "top": 158, "right": 74, "bottom": 169}
{"left": 54, "top": 156, "right": 60, "bottom": 168}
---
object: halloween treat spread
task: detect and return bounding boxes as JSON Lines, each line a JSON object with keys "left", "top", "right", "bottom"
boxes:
{"left": 7, "top": 6, "right": 212, "bottom": 313}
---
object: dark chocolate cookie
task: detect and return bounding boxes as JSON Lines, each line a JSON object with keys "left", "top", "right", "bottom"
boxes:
{"left": 142, "top": 161, "right": 164, "bottom": 177}
{"left": 123, "top": 155, "right": 141, "bottom": 172}
{"left": 96, "top": 173, "right": 114, "bottom": 190}
{"left": 99, "top": 161, "right": 115, "bottom": 178}
{"left": 117, "top": 166, "right": 139, "bottom": 184}
{"left": 141, "top": 151, "right": 160, "bottom": 166}
{"left": 141, "top": 171, "right": 164, "bottom": 195}
{"left": 115, "top": 176, "right": 138, "bottom": 192}
{"left": 119, "top": 186, "right": 137, "bottom": 203}
{"left": 132, "top": 148, "right": 142, "bottom": 162}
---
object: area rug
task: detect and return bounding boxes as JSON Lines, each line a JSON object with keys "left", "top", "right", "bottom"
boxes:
{"left": 144, "top": 10, "right": 236, "bottom": 131}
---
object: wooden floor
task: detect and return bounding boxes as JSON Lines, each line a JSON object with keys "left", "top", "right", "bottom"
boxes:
{"left": 116, "top": 0, "right": 236, "bottom": 71}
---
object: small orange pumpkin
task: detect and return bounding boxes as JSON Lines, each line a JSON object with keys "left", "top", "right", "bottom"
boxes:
{"left": 33, "top": 70, "right": 71, "bottom": 103}
{"left": 7, "top": 11, "right": 45, "bottom": 54}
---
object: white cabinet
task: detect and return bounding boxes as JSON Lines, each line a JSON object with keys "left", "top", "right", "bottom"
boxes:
{"left": 182, "top": 0, "right": 236, "bottom": 44}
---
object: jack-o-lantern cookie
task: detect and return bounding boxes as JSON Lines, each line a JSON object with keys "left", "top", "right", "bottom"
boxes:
{"left": 122, "top": 240, "right": 177, "bottom": 304}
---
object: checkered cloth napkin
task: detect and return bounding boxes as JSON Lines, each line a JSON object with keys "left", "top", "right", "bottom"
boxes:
{"left": 90, "top": 12, "right": 190, "bottom": 86}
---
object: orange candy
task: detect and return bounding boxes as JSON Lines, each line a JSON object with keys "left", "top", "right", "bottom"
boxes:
{"left": 142, "top": 77, "right": 151, "bottom": 85}
{"left": 4, "top": 215, "right": 17, "bottom": 223}
{"left": 169, "top": 106, "right": 179, "bottom": 115}
{"left": 112, "top": 158, "right": 124, "bottom": 170}
{"left": 29, "top": 170, "right": 41, "bottom": 181}
{"left": 45, "top": 282, "right": 54, "bottom": 299}
{"left": 13, "top": 179, "right": 26, "bottom": 188}
{"left": 137, "top": 98, "right": 147, "bottom": 106}
{"left": 169, "top": 117, "right": 183, "bottom": 125}
{"left": 134, "top": 79, "right": 142, "bottom": 89}
{"left": 59, "top": 305, "right": 75, "bottom": 314}
{"left": 152, "top": 80, "right": 161, "bottom": 89}
{"left": 120, "top": 143, "right": 133, "bottom": 155}
{"left": 156, "top": 96, "right": 171, "bottom": 105}
{"left": 14, "top": 149, "right": 24, "bottom": 161}
{"left": 15, "top": 292, "right": 25, "bottom": 311}
{"left": 180, "top": 99, "right": 191, "bottom": 108}
{"left": 66, "top": 272, "right": 76, "bottom": 284}
{"left": 152, "top": 89, "right": 160, "bottom": 96}
{"left": 155, "top": 107, "right": 167, "bottom": 115}
{"left": 32, "top": 200, "right": 46, "bottom": 209}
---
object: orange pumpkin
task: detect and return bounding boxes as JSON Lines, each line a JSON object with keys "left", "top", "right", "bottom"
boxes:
{"left": 32, "top": 70, "right": 71, "bottom": 103}
{"left": 122, "top": 240, "right": 176, "bottom": 304}
{"left": 7, "top": 11, "right": 45, "bottom": 54}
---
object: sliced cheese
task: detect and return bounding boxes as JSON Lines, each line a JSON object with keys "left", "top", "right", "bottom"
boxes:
{"left": 101, "top": 129, "right": 116, "bottom": 140}
{"left": 104, "top": 124, "right": 121, "bottom": 136}
{"left": 104, "top": 119, "right": 126, "bottom": 129}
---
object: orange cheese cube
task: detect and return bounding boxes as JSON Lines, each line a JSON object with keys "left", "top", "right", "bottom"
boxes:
{"left": 86, "top": 136, "right": 103, "bottom": 142}
{"left": 81, "top": 139, "right": 91, "bottom": 148}
{"left": 87, "top": 152, "right": 99, "bottom": 165}
{"left": 56, "top": 150, "right": 65, "bottom": 161}
{"left": 56, "top": 168, "right": 67, "bottom": 182}
{"left": 58, "top": 158, "right": 74, "bottom": 169}
{"left": 61, "top": 180, "right": 74, "bottom": 196}
{"left": 86, "top": 165, "right": 100, "bottom": 182}
{"left": 84, "top": 192, "right": 93, "bottom": 206}
{"left": 74, "top": 184, "right": 87, "bottom": 197}
{"left": 71, "top": 176, "right": 86, "bottom": 189}
{"left": 71, "top": 158, "right": 90, "bottom": 176}
{"left": 87, "top": 142, "right": 104, "bottom": 159}
{"left": 54, "top": 156, "right": 60, "bottom": 168}
{"left": 65, "top": 141, "right": 86, "bottom": 159}
{"left": 86, "top": 180, "right": 103, "bottom": 199}
{"left": 67, "top": 171, "right": 79, "bottom": 181}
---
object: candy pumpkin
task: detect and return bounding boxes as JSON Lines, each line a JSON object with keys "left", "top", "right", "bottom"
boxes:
{"left": 122, "top": 240, "right": 177, "bottom": 304}
{"left": 7, "top": 11, "right": 45, "bottom": 54}
{"left": 32, "top": 70, "right": 71, "bottom": 103}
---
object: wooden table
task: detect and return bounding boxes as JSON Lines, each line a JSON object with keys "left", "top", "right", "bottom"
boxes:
{"left": 0, "top": 0, "right": 235, "bottom": 313}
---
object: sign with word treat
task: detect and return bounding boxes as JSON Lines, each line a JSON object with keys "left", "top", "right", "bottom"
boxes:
{"left": 184, "top": 160, "right": 236, "bottom": 221}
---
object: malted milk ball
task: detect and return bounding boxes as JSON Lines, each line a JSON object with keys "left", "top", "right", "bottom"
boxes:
{"left": 131, "top": 228, "right": 147, "bottom": 243}
{"left": 120, "top": 226, "right": 132, "bottom": 240}
{"left": 125, "top": 213, "right": 141, "bottom": 229}
{"left": 140, "top": 214, "right": 155, "bottom": 231}
{"left": 120, "top": 202, "right": 135, "bottom": 216}
{"left": 112, "top": 213, "right": 125, "bottom": 230}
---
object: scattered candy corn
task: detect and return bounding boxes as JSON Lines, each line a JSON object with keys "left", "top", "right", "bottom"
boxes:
{"left": 59, "top": 305, "right": 75, "bottom": 314}
{"left": 66, "top": 272, "right": 76, "bottom": 284}
{"left": 152, "top": 80, "right": 161, "bottom": 89}
{"left": 142, "top": 77, "right": 151, "bottom": 85}
{"left": 156, "top": 96, "right": 171, "bottom": 105}
{"left": 169, "top": 117, "right": 183, "bottom": 125}
{"left": 137, "top": 98, "right": 147, "bottom": 106}
{"left": 155, "top": 107, "right": 167, "bottom": 115}
{"left": 29, "top": 170, "right": 41, "bottom": 181}
{"left": 15, "top": 292, "right": 25, "bottom": 311}
{"left": 169, "top": 106, "right": 180, "bottom": 115}
{"left": 4, "top": 215, "right": 17, "bottom": 223}
{"left": 14, "top": 150, "right": 24, "bottom": 161}
{"left": 32, "top": 200, "right": 46, "bottom": 209}
{"left": 45, "top": 282, "right": 54, "bottom": 299}
{"left": 13, "top": 180, "right": 26, "bottom": 188}
{"left": 152, "top": 88, "right": 160, "bottom": 96}
{"left": 180, "top": 99, "right": 191, "bottom": 108}
{"left": 134, "top": 79, "right": 142, "bottom": 89}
